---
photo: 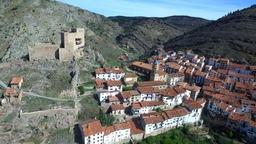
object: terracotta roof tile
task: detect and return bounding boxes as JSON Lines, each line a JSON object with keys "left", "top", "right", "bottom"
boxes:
{"left": 217, "top": 69, "right": 228, "bottom": 74}
{"left": 139, "top": 101, "right": 165, "bottom": 107}
{"left": 173, "top": 87, "right": 186, "bottom": 94}
{"left": 184, "top": 100, "right": 202, "bottom": 110}
{"left": 197, "top": 98, "right": 207, "bottom": 105}
{"left": 137, "top": 86, "right": 155, "bottom": 93}
{"left": 132, "top": 103, "right": 142, "bottom": 108}
{"left": 79, "top": 119, "right": 103, "bottom": 136}
{"left": 159, "top": 88, "right": 178, "bottom": 97}
{"left": 95, "top": 67, "right": 124, "bottom": 74}
{"left": 131, "top": 61, "right": 152, "bottom": 71}
{"left": 136, "top": 81, "right": 167, "bottom": 87}
{"left": 103, "top": 125, "right": 115, "bottom": 136}
{"left": 108, "top": 96, "right": 119, "bottom": 102}
{"left": 228, "top": 112, "right": 246, "bottom": 122}
{"left": 127, "top": 118, "right": 144, "bottom": 134}
{"left": 143, "top": 115, "right": 165, "bottom": 124}
{"left": 164, "top": 108, "right": 190, "bottom": 119}
{"left": 113, "top": 122, "right": 130, "bottom": 130}
{"left": 228, "top": 62, "right": 249, "bottom": 69}
{"left": 110, "top": 104, "right": 125, "bottom": 111}
{"left": 10, "top": 77, "right": 22, "bottom": 85}
{"left": 169, "top": 73, "right": 184, "bottom": 77}
{"left": 4, "top": 88, "right": 20, "bottom": 96}
{"left": 95, "top": 79, "right": 106, "bottom": 88}
{"left": 217, "top": 102, "right": 230, "bottom": 110}
{"left": 125, "top": 73, "right": 137, "bottom": 78}
{"left": 120, "top": 90, "right": 140, "bottom": 99}
{"left": 107, "top": 80, "right": 122, "bottom": 86}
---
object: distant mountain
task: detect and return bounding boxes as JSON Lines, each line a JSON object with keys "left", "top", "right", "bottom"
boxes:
{"left": 164, "top": 5, "right": 256, "bottom": 64}
{"left": 109, "top": 16, "right": 210, "bottom": 53}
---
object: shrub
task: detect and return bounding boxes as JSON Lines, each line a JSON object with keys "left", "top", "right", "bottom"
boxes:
{"left": 78, "top": 86, "right": 85, "bottom": 95}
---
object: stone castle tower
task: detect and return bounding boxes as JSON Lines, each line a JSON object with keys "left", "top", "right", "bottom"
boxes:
{"left": 150, "top": 59, "right": 159, "bottom": 81}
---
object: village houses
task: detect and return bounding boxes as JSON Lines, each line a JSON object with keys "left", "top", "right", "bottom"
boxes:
{"left": 79, "top": 48, "right": 256, "bottom": 143}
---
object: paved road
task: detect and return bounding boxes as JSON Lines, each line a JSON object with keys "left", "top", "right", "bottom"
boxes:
{"left": 0, "top": 80, "right": 8, "bottom": 89}
{"left": 0, "top": 79, "right": 72, "bottom": 102}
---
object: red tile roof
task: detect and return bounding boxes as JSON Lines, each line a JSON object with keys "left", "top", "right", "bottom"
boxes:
{"left": 235, "top": 82, "right": 254, "bottom": 90}
{"left": 184, "top": 100, "right": 202, "bottom": 110}
{"left": 125, "top": 73, "right": 137, "bottom": 78}
{"left": 228, "top": 62, "right": 249, "bottom": 69}
{"left": 143, "top": 115, "right": 165, "bottom": 124}
{"left": 95, "top": 79, "right": 106, "bottom": 88}
{"left": 132, "top": 103, "right": 142, "bottom": 108}
{"left": 184, "top": 84, "right": 201, "bottom": 92}
{"left": 164, "top": 108, "right": 190, "bottom": 119}
{"left": 95, "top": 67, "right": 124, "bottom": 74}
{"left": 169, "top": 73, "right": 184, "bottom": 77}
{"left": 108, "top": 96, "right": 119, "bottom": 102}
{"left": 159, "top": 88, "right": 178, "bottom": 97}
{"left": 217, "top": 102, "right": 230, "bottom": 110}
{"left": 136, "top": 81, "right": 167, "bottom": 87}
{"left": 79, "top": 119, "right": 103, "bottom": 136}
{"left": 228, "top": 112, "right": 246, "bottom": 122}
{"left": 113, "top": 122, "right": 130, "bottom": 130}
{"left": 120, "top": 90, "right": 140, "bottom": 99}
{"left": 10, "top": 77, "right": 22, "bottom": 85}
{"left": 110, "top": 104, "right": 125, "bottom": 111}
{"left": 137, "top": 86, "right": 155, "bottom": 93}
{"left": 174, "top": 87, "right": 186, "bottom": 94}
{"left": 139, "top": 101, "right": 165, "bottom": 107}
{"left": 197, "top": 98, "right": 207, "bottom": 105}
{"left": 131, "top": 61, "right": 152, "bottom": 71}
{"left": 4, "top": 88, "right": 20, "bottom": 96}
{"left": 127, "top": 118, "right": 144, "bottom": 134}
{"left": 217, "top": 69, "right": 228, "bottom": 75}
{"left": 103, "top": 125, "right": 115, "bottom": 136}
{"left": 107, "top": 80, "right": 122, "bottom": 86}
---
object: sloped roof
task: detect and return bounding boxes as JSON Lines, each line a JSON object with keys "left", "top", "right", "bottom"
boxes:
{"left": 79, "top": 119, "right": 103, "bottom": 136}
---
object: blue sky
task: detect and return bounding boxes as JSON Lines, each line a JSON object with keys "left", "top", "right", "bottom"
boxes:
{"left": 58, "top": 0, "right": 255, "bottom": 20}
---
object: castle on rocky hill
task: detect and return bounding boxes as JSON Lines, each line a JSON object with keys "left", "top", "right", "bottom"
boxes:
{"left": 28, "top": 28, "right": 85, "bottom": 61}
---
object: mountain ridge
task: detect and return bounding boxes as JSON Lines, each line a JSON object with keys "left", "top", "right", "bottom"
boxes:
{"left": 164, "top": 4, "right": 256, "bottom": 64}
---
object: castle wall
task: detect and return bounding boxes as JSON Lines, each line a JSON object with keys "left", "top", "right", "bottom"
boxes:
{"left": 28, "top": 28, "right": 84, "bottom": 61}
{"left": 59, "top": 46, "right": 74, "bottom": 61}
{"left": 28, "top": 43, "right": 59, "bottom": 61}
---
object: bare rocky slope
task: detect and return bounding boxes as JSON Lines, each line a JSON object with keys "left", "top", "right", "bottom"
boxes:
{"left": 164, "top": 5, "right": 256, "bottom": 64}
{"left": 110, "top": 16, "right": 210, "bottom": 52}
{"left": 0, "top": 0, "right": 209, "bottom": 62}
{"left": 0, "top": 0, "right": 122, "bottom": 61}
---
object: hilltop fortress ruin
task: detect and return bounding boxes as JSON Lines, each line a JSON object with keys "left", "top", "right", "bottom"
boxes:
{"left": 28, "top": 28, "right": 85, "bottom": 61}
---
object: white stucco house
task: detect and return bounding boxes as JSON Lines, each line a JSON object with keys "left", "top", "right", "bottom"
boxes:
{"left": 95, "top": 66, "right": 125, "bottom": 80}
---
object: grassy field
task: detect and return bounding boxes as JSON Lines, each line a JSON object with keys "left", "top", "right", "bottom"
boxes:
{"left": 21, "top": 96, "right": 74, "bottom": 112}
{"left": 44, "top": 72, "right": 72, "bottom": 97}
{"left": 136, "top": 126, "right": 210, "bottom": 144}
{"left": 78, "top": 96, "right": 100, "bottom": 121}
{"left": 2, "top": 112, "right": 17, "bottom": 123}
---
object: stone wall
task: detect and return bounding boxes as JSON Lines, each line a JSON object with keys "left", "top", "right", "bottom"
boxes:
{"left": 59, "top": 89, "right": 77, "bottom": 98}
{"left": 28, "top": 43, "right": 59, "bottom": 61}
{"left": 19, "top": 108, "right": 78, "bottom": 120}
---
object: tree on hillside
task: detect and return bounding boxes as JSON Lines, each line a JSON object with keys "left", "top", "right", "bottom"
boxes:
{"left": 97, "top": 109, "right": 115, "bottom": 126}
